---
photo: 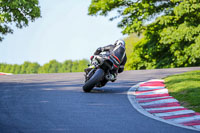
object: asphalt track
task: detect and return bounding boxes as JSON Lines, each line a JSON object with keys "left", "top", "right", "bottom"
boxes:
{"left": 0, "top": 67, "right": 200, "bottom": 133}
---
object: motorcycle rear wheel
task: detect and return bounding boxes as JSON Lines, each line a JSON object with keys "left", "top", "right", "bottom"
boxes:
{"left": 83, "top": 69, "right": 104, "bottom": 92}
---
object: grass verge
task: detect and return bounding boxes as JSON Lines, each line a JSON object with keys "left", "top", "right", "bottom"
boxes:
{"left": 164, "top": 70, "right": 200, "bottom": 112}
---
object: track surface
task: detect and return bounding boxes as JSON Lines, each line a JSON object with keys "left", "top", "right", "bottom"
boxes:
{"left": 0, "top": 67, "right": 200, "bottom": 133}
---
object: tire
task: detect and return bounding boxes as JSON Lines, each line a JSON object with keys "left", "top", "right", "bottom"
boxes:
{"left": 83, "top": 69, "right": 104, "bottom": 92}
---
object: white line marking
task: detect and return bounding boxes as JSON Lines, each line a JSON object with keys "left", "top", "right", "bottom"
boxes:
{"left": 194, "top": 125, "right": 200, "bottom": 129}
{"left": 154, "top": 110, "right": 195, "bottom": 117}
{"left": 139, "top": 99, "right": 178, "bottom": 106}
{"left": 146, "top": 106, "right": 184, "bottom": 111}
{"left": 169, "top": 116, "right": 200, "bottom": 123}
{"left": 135, "top": 89, "right": 168, "bottom": 95}
{"left": 138, "top": 86, "right": 165, "bottom": 90}
{"left": 147, "top": 79, "right": 165, "bottom": 82}
{"left": 136, "top": 96, "right": 172, "bottom": 101}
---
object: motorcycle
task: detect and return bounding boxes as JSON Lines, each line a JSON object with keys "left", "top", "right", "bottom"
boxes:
{"left": 83, "top": 52, "right": 119, "bottom": 92}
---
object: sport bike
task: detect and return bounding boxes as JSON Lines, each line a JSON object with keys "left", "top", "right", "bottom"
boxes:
{"left": 83, "top": 53, "right": 119, "bottom": 92}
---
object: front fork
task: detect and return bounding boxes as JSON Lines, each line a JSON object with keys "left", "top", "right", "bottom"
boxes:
{"left": 84, "top": 67, "right": 96, "bottom": 82}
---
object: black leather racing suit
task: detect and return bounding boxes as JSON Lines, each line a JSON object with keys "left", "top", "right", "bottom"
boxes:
{"left": 94, "top": 44, "right": 127, "bottom": 73}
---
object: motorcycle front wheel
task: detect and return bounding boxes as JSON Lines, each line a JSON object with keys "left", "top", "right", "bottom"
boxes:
{"left": 83, "top": 68, "right": 104, "bottom": 92}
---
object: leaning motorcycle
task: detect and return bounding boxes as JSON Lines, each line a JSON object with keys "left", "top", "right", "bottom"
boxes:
{"left": 83, "top": 53, "right": 119, "bottom": 92}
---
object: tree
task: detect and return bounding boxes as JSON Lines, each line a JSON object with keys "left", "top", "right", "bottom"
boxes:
{"left": 38, "top": 60, "right": 61, "bottom": 73}
{"left": 20, "top": 61, "right": 31, "bottom": 74}
{"left": 13, "top": 64, "right": 21, "bottom": 74}
{"left": 0, "top": 59, "right": 91, "bottom": 74}
{"left": 132, "top": 0, "right": 200, "bottom": 69}
{"left": 124, "top": 33, "right": 143, "bottom": 70}
{"left": 0, "top": 0, "right": 41, "bottom": 41}
{"left": 88, "top": 0, "right": 177, "bottom": 35}
{"left": 48, "top": 60, "right": 61, "bottom": 73}
{"left": 77, "top": 59, "right": 90, "bottom": 72}
{"left": 60, "top": 60, "right": 73, "bottom": 72}
{"left": 72, "top": 60, "right": 79, "bottom": 72}
{"left": 89, "top": 0, "right": 200, "bottom": 69}
{"left": 26, "top": 62, "right": 40, "bottom": 74}
{"left": 0, "top": 63, "right": 6, "bottom": 72}
{"left": 4, "top": 64, "right": 12, "bottom": 73}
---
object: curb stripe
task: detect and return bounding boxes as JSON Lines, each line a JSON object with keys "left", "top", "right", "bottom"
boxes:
{"left": 135, "top": 89, "right": 168, "bottom": 95}
{"left": 136, "top": 93, "right": 169, "bottom": 99}
{"left": 128, "top": 79, "right": 200, "bottom": 131}
{"left": 170, "top": 116, "right": 200, "bottom": 124}
{"left": 135, "top": 88, "right": 166, "bottom": 93}
{"left": 0, "top": 72, "right": 13, "bottom": 75}
{"left": 154, "top": 110, "right": 195, "bottom": 117}
{"left": 148, "top": 108, "right": 188, "bottom": 114}
{"left": 182, "top": 120, "right": 200, "bottom": 126}
{"left": 194, "top": 125, "right": 200, "bottom": 129}
{"left": 162, "top": 113, "right": 200, "bottom": 120}
{"left": 140, "top": 82, "right": 165, "bottom": 87}
{"left": 146, "top": 106, "right": 184, "bottom": 111}
{"left": 137, "top": 96, "right": 173, "bottom": 101}
{"left": 139, "top": 99, "right": 178, "bottom": 106}
{"left": 148, "top": 79, "right": 164, "bottom": 82}
{"left": 138, "top": 86, "right": 165, "bottom": 91}
{"left": 138, "top": 97, "right": 174, "bottom": 103}
{"left": 142, "top": 102, "right": 180, "bottom": 109}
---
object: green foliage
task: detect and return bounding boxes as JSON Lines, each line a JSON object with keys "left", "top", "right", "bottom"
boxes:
{"left": 60, "top": 60, "right": 73, "bottom": 73}
{"left": 20, "top": 61, "right": 40, "bottom": 74}
{"left": 88, "top": 0, "right": 177, "bottom": 35}
{"left": 124, "top": 33, "right": 143, "bottom": 70}
{"left": 0, "top": 0, "right": 41, "bottom": 41}
{"left": 89, "top": 0, "right": 200, "bottom": 69}
{"left": 39, "top": 60, "right": 61, "bottom": 73}
{"left": 77, "top": 59, "right": 89, "bottom": 72}
{"left": 0, "top": 59, "right": 90, "bottom": 74}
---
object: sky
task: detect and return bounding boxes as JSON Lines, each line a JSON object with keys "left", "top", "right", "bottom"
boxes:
{"left": 0, "top": 0, "right": 125, "bottom": 65}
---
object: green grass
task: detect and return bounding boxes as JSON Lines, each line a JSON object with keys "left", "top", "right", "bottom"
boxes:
{"left": 164, "top": 70, "right": 200, "bottom": 112}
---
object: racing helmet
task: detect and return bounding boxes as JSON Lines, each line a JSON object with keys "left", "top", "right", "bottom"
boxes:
{"left": 114, "top": 39, "right": 125, "bottom": 48}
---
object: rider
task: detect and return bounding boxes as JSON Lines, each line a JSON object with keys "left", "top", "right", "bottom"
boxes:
{"left": 90, "top": 39, "right": 127, "bottom": 82}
